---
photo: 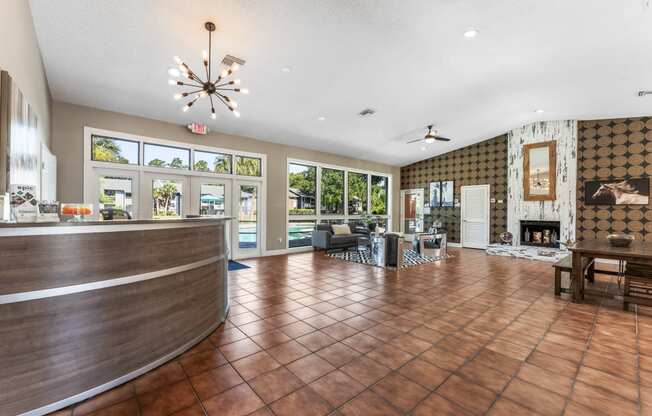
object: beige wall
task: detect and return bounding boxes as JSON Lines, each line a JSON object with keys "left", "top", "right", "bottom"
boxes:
{"left": 0, "top": 0, "right": 51, "bottom": 145}
{"left": 52, "top": 101, "right": 400, "bottom": 251}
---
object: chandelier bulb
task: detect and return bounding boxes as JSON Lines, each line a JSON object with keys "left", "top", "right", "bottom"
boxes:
{"left": 168, "top": 79, "right": 178, "bottom": 85}
{"left": 233, "top": 110, "right": 241, "bottom": 117}
{"left": 173, "top": 93, "right": 182, "bottom": 100}
{"left": 229, "top": 100, "right": 238, "bottom": 108}
{"left": 220, "top": 69, "right": 229, "bottom": 78}
{"left": 211, "top": 110, "right": 217, "bottom": 119}
{"left": 174, "top": 56, "right": 182, "bottom": 64}
{"left": 240, "top": 88, "right": 249, "bottom": 94}
{"left": 233, "top": 79, "right": 241, "bottom": 85}
{"left": 202, "top": 50, "right": 208, "bottom": 60}
{"left": 231, "top": 63, "right": 240, "bottom": 72}
{"left": 182, "top": 105, "right": 190, "bottom": 112}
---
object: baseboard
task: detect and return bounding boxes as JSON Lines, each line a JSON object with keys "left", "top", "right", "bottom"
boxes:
{"left": 262, "top": 247, "right": 313, "bottom": 257}
{"left": 447, "top": 242, "right": 462, "bottom": 248}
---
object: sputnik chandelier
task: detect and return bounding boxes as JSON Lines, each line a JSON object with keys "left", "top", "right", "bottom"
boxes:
{"left": 168, "top": 21, "right": 248, "bottom": 119}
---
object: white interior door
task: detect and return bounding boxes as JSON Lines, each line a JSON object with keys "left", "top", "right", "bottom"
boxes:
{"left": 399, "top": 189, "right": 424, "bottom": 234}
{"left": 85, "top": 167, "right": 140, "bottom": 219}
{"left": 141, "top": 172, "right": 189, "bottom": 219}
{"left": 233, "top": 180, "right": 261, "bottom": 259}
{"left": 461, "top": 185, "right": 490, "bottom": 249}
{"left": 191, "top": 177, "right": 232, "bottom": 259}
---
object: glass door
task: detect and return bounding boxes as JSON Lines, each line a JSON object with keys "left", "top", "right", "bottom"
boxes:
{"left": 142, "top": 173, "right": 189, "bottom": 219}
{"left": 191, "top": 177, "right": 232, "bottom": 258}
{"left": 233, "top": 181, "right": 261, "bottom": 258}
{"left": 85, "top": 168, "right": 139, "bottom": 219}
{"left": 400, "top": 189, "right": 424, "bottom": 234}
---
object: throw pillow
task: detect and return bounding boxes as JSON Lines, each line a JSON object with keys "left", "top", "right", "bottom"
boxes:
{"left": 332, "top": 224, "right": 351, "bottom": 235}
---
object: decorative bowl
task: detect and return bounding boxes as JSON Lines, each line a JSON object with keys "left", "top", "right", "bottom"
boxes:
{"left": 607, "top": 233, "right": 634, "bottom": 247}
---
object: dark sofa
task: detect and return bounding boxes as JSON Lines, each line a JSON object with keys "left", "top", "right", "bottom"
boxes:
{"left": 311, "top": 223, "right": 369, "bottom": 251}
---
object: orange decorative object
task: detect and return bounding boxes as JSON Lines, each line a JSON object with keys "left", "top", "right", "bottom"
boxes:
{"left": 61, "top": 204, "right": 93, "bottom": 217}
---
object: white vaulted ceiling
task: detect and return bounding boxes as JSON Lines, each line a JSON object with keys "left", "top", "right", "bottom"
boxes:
{"left": 29, "top": 0, "right": 652, "bottom": 165}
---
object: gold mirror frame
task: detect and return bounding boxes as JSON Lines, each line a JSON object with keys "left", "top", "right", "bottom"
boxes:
{"left": 523, "top": 141, "right": 556, "bottom": 201}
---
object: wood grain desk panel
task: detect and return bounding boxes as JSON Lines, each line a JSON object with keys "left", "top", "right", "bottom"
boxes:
{"left": 0, "top": 219, "right": 229, "bottom": 415}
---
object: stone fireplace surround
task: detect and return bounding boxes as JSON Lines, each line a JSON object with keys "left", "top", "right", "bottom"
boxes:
{"left": 507, "top": 120, "right": 577, "bottom": 245}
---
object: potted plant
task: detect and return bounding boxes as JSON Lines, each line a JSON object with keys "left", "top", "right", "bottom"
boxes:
{"left": 360, "top": 213, "right": 377, "bottom": 232}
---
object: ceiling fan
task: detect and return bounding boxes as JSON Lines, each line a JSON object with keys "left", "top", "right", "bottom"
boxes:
{"left": 407, "top": 125, "right": 451, "bottom": 144}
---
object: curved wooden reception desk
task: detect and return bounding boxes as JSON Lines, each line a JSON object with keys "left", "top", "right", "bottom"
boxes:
{"left": 0, "top": 218, "right": 230, "bottom": 416}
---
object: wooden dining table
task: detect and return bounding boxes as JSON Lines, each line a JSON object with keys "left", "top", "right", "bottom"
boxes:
{"left": 569, "top": 239, "right": 652, "bottom": 303}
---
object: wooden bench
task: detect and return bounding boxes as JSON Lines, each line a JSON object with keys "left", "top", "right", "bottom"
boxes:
{"left": 552, "top": 255, "right": 595, "bottom": 295}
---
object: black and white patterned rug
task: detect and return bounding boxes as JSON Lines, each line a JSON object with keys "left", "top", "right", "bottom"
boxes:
{"left": 327, "top": 248, "right": 446, "bottom": 268}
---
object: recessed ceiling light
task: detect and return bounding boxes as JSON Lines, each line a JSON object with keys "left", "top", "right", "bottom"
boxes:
{"left": 463, "top": 28, "right": 479, "bottom": 38}
{"left": 281, "top": 66, "right": 292, "bottom": 73}
{"left": 535, "top": 109, "right": 545, "bottom": 113}
{"left": 168, "top": 67, "right": 181, "bottom": 77}
{"left": 317, "top": 116, "right": 326, "bottom": 121}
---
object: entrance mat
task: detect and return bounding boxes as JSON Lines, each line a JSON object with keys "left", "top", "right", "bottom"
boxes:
{"left": 228, "top": 260, "right": 251, "bottom": 271}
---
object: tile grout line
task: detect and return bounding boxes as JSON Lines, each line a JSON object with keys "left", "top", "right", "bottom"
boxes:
{"left": 559, "top": 271, "right": 613, "bottom": 415}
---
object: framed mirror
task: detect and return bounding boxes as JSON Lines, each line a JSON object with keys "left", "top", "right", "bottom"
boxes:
{"left": 523, "top": 141, "right": 556, "bottom": 201}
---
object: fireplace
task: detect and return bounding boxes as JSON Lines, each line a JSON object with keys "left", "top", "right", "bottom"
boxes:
{"left": 520, "top": 220, "right": 560, "bottom": 248}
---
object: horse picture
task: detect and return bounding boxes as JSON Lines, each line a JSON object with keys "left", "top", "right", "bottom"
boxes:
{"left": 584, "top": 178, "right": 650, "bottom": 205}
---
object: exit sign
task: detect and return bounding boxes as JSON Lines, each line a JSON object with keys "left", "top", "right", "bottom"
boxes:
{"left": 187, "top": 123, "right": 209, "bottom": 135}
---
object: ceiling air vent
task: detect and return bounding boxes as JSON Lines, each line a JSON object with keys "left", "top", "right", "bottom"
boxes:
{"left": 358, "top": 108, "right": 376, "bottom": 117}
{"left": 638, "top": 90, "right": 652, "bottom": 97}
{"left": 221, "top": 55, "right": 246, "bottom": 67}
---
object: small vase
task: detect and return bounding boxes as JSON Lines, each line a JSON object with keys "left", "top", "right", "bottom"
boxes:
{"left": 524, "top": 228, "right": 530, "bottom": 242}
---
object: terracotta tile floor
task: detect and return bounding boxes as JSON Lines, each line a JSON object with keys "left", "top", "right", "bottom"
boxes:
{"left": 50, "top": 248, "right": 652, "bottom": 416}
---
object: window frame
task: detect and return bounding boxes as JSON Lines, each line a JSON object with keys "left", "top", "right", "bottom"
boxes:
{"left": 193, "top": 150, "right": 233, "bottom": 174}
{"left": 286, "top": 158, "right": 392, "bottom": 250}
{"left": 91, "top": 135, "right": 140, "bottom": 165}
{"left": 288, "top": 162, "right": 317, "bottom": 216}
{"left": 143, "top": 142, "right": 192, "bottom": 171}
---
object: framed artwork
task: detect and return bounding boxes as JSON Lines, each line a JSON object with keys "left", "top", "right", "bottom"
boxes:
{"left": 584, "top": 178, "right": 649, "bottom": 205}
{"left": 429, "top": 182, "right": 441, "bottom": 207}
{"left": 523, "top": 141, "right": 556, "bottom": 201}
{"left": 441, "top": 180, "right": 454, "bottom": 207}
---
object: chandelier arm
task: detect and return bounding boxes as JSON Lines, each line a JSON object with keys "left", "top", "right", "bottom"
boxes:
{"left": 212, "top": 93, "right": 232, "bottom": 109}
{"left": 215, "top": 88, "right": 238, "bottom": 92}
{"left": 209, "top": 94, "right": 215, "bottom": 110}
{"left": 177, "top": 80, "right": 203, "bottom": 88}
{"left": 182, "top": 88, "right": 205, "bottom": 96}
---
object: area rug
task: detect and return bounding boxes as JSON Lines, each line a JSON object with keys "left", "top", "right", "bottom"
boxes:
{"left": 485, "top": 243, "right": 568, "bottom": 263}
{"left": 228, "top": 260, "right": 251, "bottom": 271}
{"left": 327, "top": 248, "right": 447, "bottom": 268}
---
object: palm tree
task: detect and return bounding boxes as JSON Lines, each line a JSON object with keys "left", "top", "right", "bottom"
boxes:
{"left": 153, "top": 182, "right": 179, "bottom": 216}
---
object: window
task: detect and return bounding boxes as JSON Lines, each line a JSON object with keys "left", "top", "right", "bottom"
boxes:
{"left": 152, "top": 179, "right": 183, "bottom": 219}
{"left": 288, "top": 220, "right": 316, "bottom": 248}
{"left": 321, "top": 168, "right": 344, "bottom": 215}
{"left": 348, "top": 172, "right": 368, "bottom": 215}
{"left": 199, "top": 184, "right": 225, "bottom": 216}
{"left": 235, "top": 155, "right": 262, "bottom": 176}
{"left": 98, "top": 175, "right": 134, "bottom": 217}
{"left": 288, "top": 163, "right": 316, "bottom": 215}
{"left": 91, "top": 135, "right": 139, "bottom": 165}
{"left": 371, "top": 175, "right": 388, "bottom": 215}
{"left": 238, "top": 184, "right": 258, "bottom": 248}
{"left": 194, "top": 151, "right": 232, "bottom": 174}
{"left": 144, "top": 143, "right": 190, "bottom": 170}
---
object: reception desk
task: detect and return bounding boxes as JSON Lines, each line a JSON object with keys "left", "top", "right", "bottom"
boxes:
{"left": 0, "top": 218, "right": 230, "bottom": 416}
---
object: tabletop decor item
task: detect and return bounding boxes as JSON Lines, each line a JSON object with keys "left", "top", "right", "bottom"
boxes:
{"left": 607, "top": 233, "right": 634, "bottom": 248}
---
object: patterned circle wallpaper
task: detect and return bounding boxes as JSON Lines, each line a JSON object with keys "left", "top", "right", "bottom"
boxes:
{"left": 577, "top": 117, "right": 652, "bottom": 241}
{"left": 400, "top": 135, "right": 508, "bottom": 243}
